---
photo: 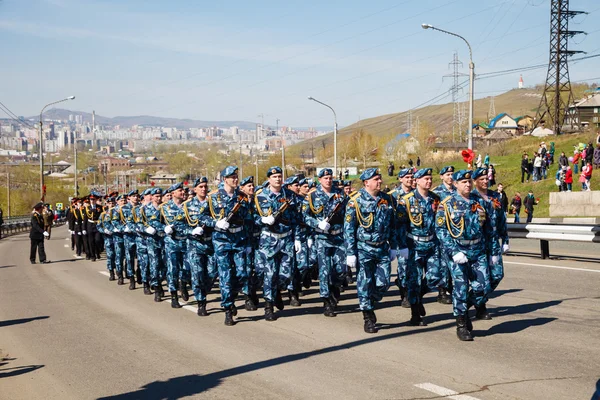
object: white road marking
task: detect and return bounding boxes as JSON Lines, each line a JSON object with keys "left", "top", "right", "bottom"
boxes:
{"left": 505, "top": 261, "right": 600, "bottom": 273}
{"left": 414, "top": 383, "right": 482, "bottom": 400}
{"left": 64, "top": 244, "right": 69, "bottom": 248}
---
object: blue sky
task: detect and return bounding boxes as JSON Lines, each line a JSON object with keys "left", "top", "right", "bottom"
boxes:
{"left": 1, "top": 0, "right": 599, "bottom": 127}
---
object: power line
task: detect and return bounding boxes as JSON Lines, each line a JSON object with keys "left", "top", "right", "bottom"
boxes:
{"left": 0, "top": 101, "right": 36, "bottom": 128}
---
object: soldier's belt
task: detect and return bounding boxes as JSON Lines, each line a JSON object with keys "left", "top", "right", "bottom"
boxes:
{"left": 315, "top": 228, "right": 343, "bottom": 235}
{"left": 171, "top": 235, "right": 187, "bottom": 240}
{"left": 262, "top": 230, "right": 292, "bottom": 240}
{"left": 190, "top": 235, "right": 211, "bottom": 242}
{"left": 407, "top": 233, "right": 434, "bottom": 242}
{"left": 360, "top": 240, "right": 386, "bottom": 246}
{"left": 253, "top": 231, "right": 261, "bottom": 238}
{"left": 456, "top": 238, "right": 481, "bottom": 245}
{"left": 215, "top": 226, "right": 243, "bottom": 234}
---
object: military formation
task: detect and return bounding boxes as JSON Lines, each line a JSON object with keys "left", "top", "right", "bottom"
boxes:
{"left": 65, "top": 164, "right": 508, "bottom": 341}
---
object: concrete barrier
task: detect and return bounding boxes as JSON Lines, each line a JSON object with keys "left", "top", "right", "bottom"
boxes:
{"left": 549, "top": 191, "right": 600, "bottom": 217}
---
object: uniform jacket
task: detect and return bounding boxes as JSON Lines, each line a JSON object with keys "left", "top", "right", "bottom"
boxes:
{"left": 202, "top": 187, "right": 253, "bottom": 245}
{"left": 159, "top": 200, "right": 189, "bottom": 239}
{"left": 396, "top": 189, "right": 440, "bottom": 251}
{"left": 29, "top": 211, "right": 46, "bottom": 240}
{"left": 302, "top": 185, "right": 347, "bottom": 238}
{"left": 253, "top": 186, "right": 301, "bottom": 237}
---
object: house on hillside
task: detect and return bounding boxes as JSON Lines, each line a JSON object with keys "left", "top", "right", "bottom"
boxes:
{"left": 489, "top": 113, "right": 518, "bottom": 135}
{"left": 515, "top": 115, "right": 534, "bottom": 132}
{"left": 482, "top": 130, "right": 511, "bottom": 146}
{"left": 566, "top": 92, "right": 600, "bottom": 129}
{"left": 473, "top": 123, "right": 489, "bottom": 137}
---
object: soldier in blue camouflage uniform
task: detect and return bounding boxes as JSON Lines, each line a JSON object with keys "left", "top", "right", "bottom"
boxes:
{"left": 471, "top": 167, "right": 508, "bottom": 320}
{"left": 431, "top": 165, "right": 456, "bottom": 304}
{"left": 111, "top": 194, "right": 127, "bottom": 285}
{"left": 142, "top": 187, "right": 167, "bottom": 302}
{"left": 345, "top": 168, "right": 397, "bottom": 333}
{"left": 99, "top": 197, "right": 116, "bottom": 281}
{"left": 302, "top": 168, "right": 348, "bottom": 317}
{"left": 396, "top": 168, "right": 442, "bottom": 326}
{"left": 201, "top": 166, "right": 253, "bottom": 326}
{"left": 388, "top": 168, "right": 414, "bottom": 308}
{"left": 254, "top": 168, "right": 301, "bottom": 321}
{"left": 159, "top": 183, "right": 191, "bottom": 308}
{"left": 239, "top": 176, "right": 260, "bottom": 311}
{"left": 183, "top": 177, "right": 216, "bottom": 317}
{"left": 120, "top": 190, "right": 140, "bottom": 290}
{"left": 435, "top": 170, "right": 499, "bottom": 341}
{"left": 297, "top": 178, "right": 314, "bottom": 290}
{"left": 283, "top": 175, "right": 307, "bottom": 306}
{"left": 133, "top": 189, "right": 152, "bottom": 295}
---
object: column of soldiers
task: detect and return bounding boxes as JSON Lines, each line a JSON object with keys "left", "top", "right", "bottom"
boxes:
{"left": 79, "top": 164, "right": 507, "bottom": 341}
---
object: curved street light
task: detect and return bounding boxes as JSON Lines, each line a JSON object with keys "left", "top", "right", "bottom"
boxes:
{"left": 308, "top": 96, "right": 338, "bottom": 176}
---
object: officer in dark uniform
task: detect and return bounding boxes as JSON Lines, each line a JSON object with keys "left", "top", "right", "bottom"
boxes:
{"left": 85, "top": 191, "right": 103, "bottom": 261}
{"left": 30, "top": 202, "right": 50, "bottom": 264}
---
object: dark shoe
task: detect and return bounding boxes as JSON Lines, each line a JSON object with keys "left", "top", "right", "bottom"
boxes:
{"left": 410, "top": 304, "right": 427, "bottom": 326}
{"left": 117, "top": 271, "right": 124, "bottom": 285}
{"left": 250, "top": 290, "right": 260, "bottom": 307}
{"left": 197, "top": 301, "right": 208, "bottom": 317}
{"left": 368, "top": 310, "right": 377, "bottom": 324}
{"left": 419, "top": 302, "right": 426, "bottom": 317}
{"left": 224, "top": 309, "right": 235, "bottom": 326}
{"left": 128, "top": 277, "right": 136, "bottom": 290}
{"left": 363, "top": 311, "right": 378, "bottom": 334}
{"left": 323, "top": 298, "right": 336, "bottom": 317}
{"left": 466, "top": 313, "right": 473, "bottom": 332}
{"left": 143, "top": 282, "right": 152, "bottom": 295}
{"left": 180, "top": 282, "right": 189, "bottom": 302}
{"left": 170, "top": 291, "right": 182, "bottom": 309}
{"left": 244, "top": 295, "right": 257, "bottom": 311}
{"left": 109, "top": 269, "right": 116, "bottom": 281}
{"left": 437, "top": 288, "right": 452, "bottom": 304}
{"left": 41, "top": 260, "right": 50, "bottom": 264}
{"left": 264, "top": 302, "right": 277, "bottom": 322}
{"left": 30, "top": 261, "right": 36, "bottom": 264}
{"left": 456, "top": 315, "right": 473, "bottom": 341}
{"left": 274, "top": 290, "right": 284, "bottom": 311}
{"left": 400, "top": 287, "right": 410, "bottom": 308}
{"left": 288, "top": 290, "right": 301, "bottom": 307}
{"left": 475, "top": 304, "right": 492, "bottom": 320}
{"left": 331, "top": 286, "right": 341, "bottom": 305}
{"left": 230, "top": 304, "right": 238, "bottom": 316}
{"left": 302, "top": 270, "right": 312, "bottom": 289}
{"left": 91, "top": 258, "right": 96, "bottom": 262}
{"left": 136, "top": 268, "right": 142, "bottom": 284}
{"left": 154, "top": 290, "right": 162, "bottom": 302}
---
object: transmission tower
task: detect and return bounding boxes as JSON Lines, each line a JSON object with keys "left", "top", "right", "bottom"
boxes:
{"left": 443, "top": 52, "right": 467, "bottom": 142}
{"left": 406, "top": 109, "right": 412, "bottom": 133}
{"left": 534, "top": 0, "right": 586, "bottom": 134}
{"left": 488, "top": 96, "right": 496, "bottom": 122}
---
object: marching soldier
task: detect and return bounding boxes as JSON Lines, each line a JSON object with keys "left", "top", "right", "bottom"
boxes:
{"left": 396, "top": 168, "right": 443, "bottom": 326}
{"left": 254, "top": 167, "right": 301, "bottom": 321}
{"left": 343, "top": 180, "right": 352, "bottom": 196}
{"left": 134, "top": 189, "right": 153, "bottom": 295}
{"left": 302, "top": 168, "right": 348, "bottom": 317}
{"left": 239, "top": 176, "right": 260, "bottom": 311}
{"left": 283, "top": 175, "right": 306, "bottom": 306}
{"left": 85, "top": 192, "right": 103, "bottom": 262}
{"left": 344, "top": 168, "right": 397, "bottom": 333}
{"left": 435, "top": 170, "right": 499, "bottom": 341}
{"left": 80, "top": 197, "right": 90, "bottom": 259}
{"left": 110, "top": 194, "right": 127, "bottom": 285}
{"left": 30, "top": 202, "right": 50, "bottom": 264}
{"left": 99, "top": 196, "right": 116, "bottom": 280}
{"left": 142, "top": 187, "right": 167, "bottom": 302}
{"left": 66, "top": 198, "right": 77, "bottom": 251}
{"left": 121, "top": 190, "right": 140, "bottom": 290}
{"left": 183, "top": 177, "right": 217, "bottom": 317}
{"left": 73, "top": 198, "right": 86, "bottom": 259}
{"left": 201, "top": 166, "right": 253, "bottom": 326}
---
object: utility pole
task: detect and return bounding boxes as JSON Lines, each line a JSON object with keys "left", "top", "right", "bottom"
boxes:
{"left": 74, "top": 140, "right": 78, "bottom": 196}
{"left": 534, "top": 0, "right": 586, "bottom": 134}
{"left": 6, "top": 172, "right": 10, "bottom": 217}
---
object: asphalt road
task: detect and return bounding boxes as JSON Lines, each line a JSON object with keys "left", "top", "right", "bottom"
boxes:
{"left": 1, "top": 226, "right": 599, "bottom": 400}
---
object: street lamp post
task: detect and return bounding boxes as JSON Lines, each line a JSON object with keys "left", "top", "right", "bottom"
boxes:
{"left": 308, "top": 97, "right": 338, "bottom": 175}
{"left": 39, "top": 96, "right": 75, "bottom": 200}
{"left": 422, "top": 23, "right": 474, "bottom": 150}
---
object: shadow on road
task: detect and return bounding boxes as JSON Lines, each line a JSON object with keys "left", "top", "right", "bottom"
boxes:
{"left": 488, "top": 288, "right": 523, "bottom": 299}
{"left": 0, "top": 265, "right": 16, "bottom": 269}
{"left": 476, "top": 317, "right": 557, "bottom": 337}
{"left": 0, "top": 364, "right": 45, "bottom": 378}
{"left": 0, "top": 316, "right": 49, "bottom": 328}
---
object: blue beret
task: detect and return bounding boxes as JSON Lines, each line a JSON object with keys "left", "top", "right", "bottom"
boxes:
{"left": 452, "top": 169, "right": 473, "bottom": 182}
{"left": 167, "top": 182, "right": 183, "bottom": 193}
{"left": 266, "top": 166, "right": 282, "bottom": 177}
{"left": 240, "top": 176, "right": 254, "bottom": 186}
{"left": 139, "top": 188, "right": 149, "bottom": 196}
{"left": 414, "top": 168, "right": 432, "bottom": 179}
{"left": 440, "top": 165, "right": 455, "bottom": 175}
{"left": 261, "top": 180, "right": 269, "bottom": 188}
{"left": 107, "top": 197, "right": 116, "bottom": 202}
{"left": 127, "top": 189, "right": 139, "bottom": 197}
{"left": 151, "top": 188, "right": 163, "bottom": 196}
{"left": 397, "top": 168, "right": 413, "bottom": 178}
{"left": 343, "top": 180, "right": 352, "bottom": 187}
{"left": 193, "top": 177, "right": 209, "bottom": 187}
{"left": 360, "top": 167, "right": 381, "bottom": 181}
{"left": 318, "top": 168, "right": 333, "bottom": 178}
{"left": 221, "top": 165, "right": 238, "bottom": 178}
{"left": 284, "top": 176, "right": 299, "bottom": 186}
{"left": 332, "top": 180, "right": 340, "bottom": 187}
{"left": 116, "top": 194, "right": 126, "bottom": 201}
{"left": 89, "top": 190, "right": 102, "bottom": 198}
{"left": 471, "top": 167, "right": 488, "bottom": 180}
{"left": 298, "top": 178, "right": 308, "bottom": 186}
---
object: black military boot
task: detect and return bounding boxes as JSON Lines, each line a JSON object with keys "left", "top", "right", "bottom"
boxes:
{"left": 128, "top": 277, "right": 136, "bottom": 290}
{"left": 437, "top": 288, "right": 452, "bottom": 304}
{"left": 466, "top": 313, "right": 473, "bottom": 332}
{"left": 230, "top": 303, "right": 238, "bottom": 316}
{"left": 331, "top": 286, "right": 341, "bottom": 306}
{"left": 136, "top": 268, "right": 142, "bottom": 284}
{"left": 400, "top": 287, "right": 410, "bottom": 308}
{"left": 369, "top": 309, "right": 377, "bottom": 324}
{"left": 274, "top": 290, "right": 284, "bottom": 311}
{"left": 264, "top": 302, "right": 277, "bottom": 322}
{"left": 419, "top": 301, "right": 427, "bottom": 317}
{"left": 180, "top": 282, "right": 189, "bottom": 302}
{"left": 170, "top": 291, "right": 182, "bottom": 309}
{"left": 288, "top": 290, "right": 301, "bottom": 307}
{"left": 456, "top": 315, "right": 473, "bottom": 341}
{"left": 475, "top": 304, "right": 492, "bottom": 320}
{"left": 250, "top": 290, "right": 260, "bottom": 307}
{"left": 143, "top": 282, "right": 152, "bottom": 295}
{"left": 363, "top": 311, "right": 378, "bottom": 334}
{"left": 302, "top": 269, "right": 312, "bottom": 289}
{"left": 117, "top": 271, "right": 124, "bottom": 285}
{"left": 154, "top": 289, "right": 162, "bottom": 302}
{"left": 409, "top": 304, "right": 427, "bottom": 326}
{"left": 244, "top": 295, "right": 257, "bottom": 311}
{"left": 346, "top": 266, "right": 353, "bottom": 285}
{"left": 197, "top": 301, "right": 208, "bottom": 317}
{"left": 108, "top": 269, "right": 116, "bottom": 281}
{"left": 323, "top": 298, "right": 336, "bottom": 317}
{"left": 224, "top": 308, "right": 235, "bottom": 326}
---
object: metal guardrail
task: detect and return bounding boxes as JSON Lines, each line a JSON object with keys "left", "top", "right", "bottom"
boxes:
{"left": 508, "top": 223, "right": 600, "bottom": 259}
{"left": 0, "top": 215, "right": 66, "bottom": 239}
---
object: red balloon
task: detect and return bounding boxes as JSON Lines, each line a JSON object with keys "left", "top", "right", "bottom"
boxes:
{"left": 461, "top": 149, "right": 475, "bottom": 163}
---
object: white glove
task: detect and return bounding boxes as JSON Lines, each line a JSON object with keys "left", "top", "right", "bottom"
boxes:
{"left": 164, "top": 225, "right": 174, "bottom": 235}
{"left": 453, "top": 252, "right": 469, "bottom": 264}
{"left": 192, "top": 226, "right": 204, "bottom": 236}
{"left": 346, "top": 255, "right": 357, "bottom": 268}
{"left": 82, "top": 230, "right": 87, "bottom": 235}
{"left": 69, "top": 230, "right": 73, "bottom": 235}
{"left": 261, "top": 215, "right": 275, "bottom": 226}
{"left": 216, "top": 219, "right": 230, "bottom": 230}
{"left": 245, "top": 247, "right": 252, "bottom": 255}
{"left": 307, "top": 238, "right": 313, "bottom": 248}
{"left": 294, "top": 240, "right": 302, "bottom": 253}
{"left": 317, "top": 220, "right": 331, "bottom": 231}
{"left": 123, "top": 226, "right": 131, "bottom": 233}
{"left": 489, "top": 255, "right": 500, "bottom": 265}
{"left": 502, "top": 243, "right": 510, "bottom": 254}
{"left": 113, "top": 228, "right": 119, "bottom": 233}
{"left": 43, "top": 231, "right": 49, "bottom": 237}
{"left": 389, "top": 249, "right": 397, "bottom": 262}
{"left": 145, "top": 226, "right": 156, "bottom": 235}
{"left": 398, "top": 248, "right": 409, "bottom": 260}
{"left": 105, "top": 231, "right": 112, "bottom": 236}
{"left": 77, "top": 232, "right": 82, "bottom": 236}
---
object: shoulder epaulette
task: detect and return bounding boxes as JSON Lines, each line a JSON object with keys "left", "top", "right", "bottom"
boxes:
{"left": 441, "top": 196, "right": 452, "bottom": 205}
{"left": 402, "top": 192, "right": 414, "bottom": 202}
{"left": 308, "top": 187, "right": 317, "bottom": 195}
{"left": 388, "top": 189, "right": 397, "bottom": 196}
{"left": 208, "top": 189, "right": 218, "bottom": 196}
{"left": 254, "top": 188, "right": 264, "bottom": 197}
{"left": 349, "top": 191, "right": 360, "bottom": 200}
{"left": 429, "top": 191, "right": 441, "bottom": 201}
{"left": 183, "top": 198, "right": 192, "bottom": 205}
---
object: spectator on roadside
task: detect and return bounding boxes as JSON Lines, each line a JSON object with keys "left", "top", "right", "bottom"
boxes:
{"left": 549, "top": 142, "right": 555, "bottom": 164}
{"left": 555, "top": 167, "right": 567, "bottom": 192}
{"left": 497, "top": 183, "right": 508, "bottom": 213}
{"left": 565, "top": 166, "right": 573, "bottom": 192}
{"left": 475, "top": 153, "right": 482, "bottom": 168}
{"left": 408, "top": 158, "right": 413, "bottom": 168}
{"left": 558, "top": 152, "right": 568, "bottom": 169}
{"left": 521, "top": 153, "right": 531, "bottom": 183}
{"left": 533, "top": 152, "right": 542, "bottom": 182}
{"left": 0, "top": 205, "right": 3, "bottom": 239}
{"left": 344, "top": 169, "right": 350, "bottom": 179}
{"left": 582, "top": 161, "right": 593, "bottom": 191}
{"left": 585, "top": 142, "right": 594, "bottom": 166}
{"left": 523, "top": 190, "right": 537, "bottom": 223}
{"left": 484, "top": 153, "right": 490, "bottom": 166}
{"left": 510, "top": 192, "right": 522, "bottom": 223}
{"left": 416, "top": 156, "right": 421, "bottom": 167}
{"left": 573, "top": 149, "right": 581, "bottom": 174}
{"left": 596, "top": 130, "right": 600, "bottom": 146}
{"left": 488, "top": 165, "right": 496, "bottom": 187}
{"left": 593, "top": 143, "right": 600, "bottom": 170}
{"left": 387, "top": 162, "right": 394, "bottom": 177}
